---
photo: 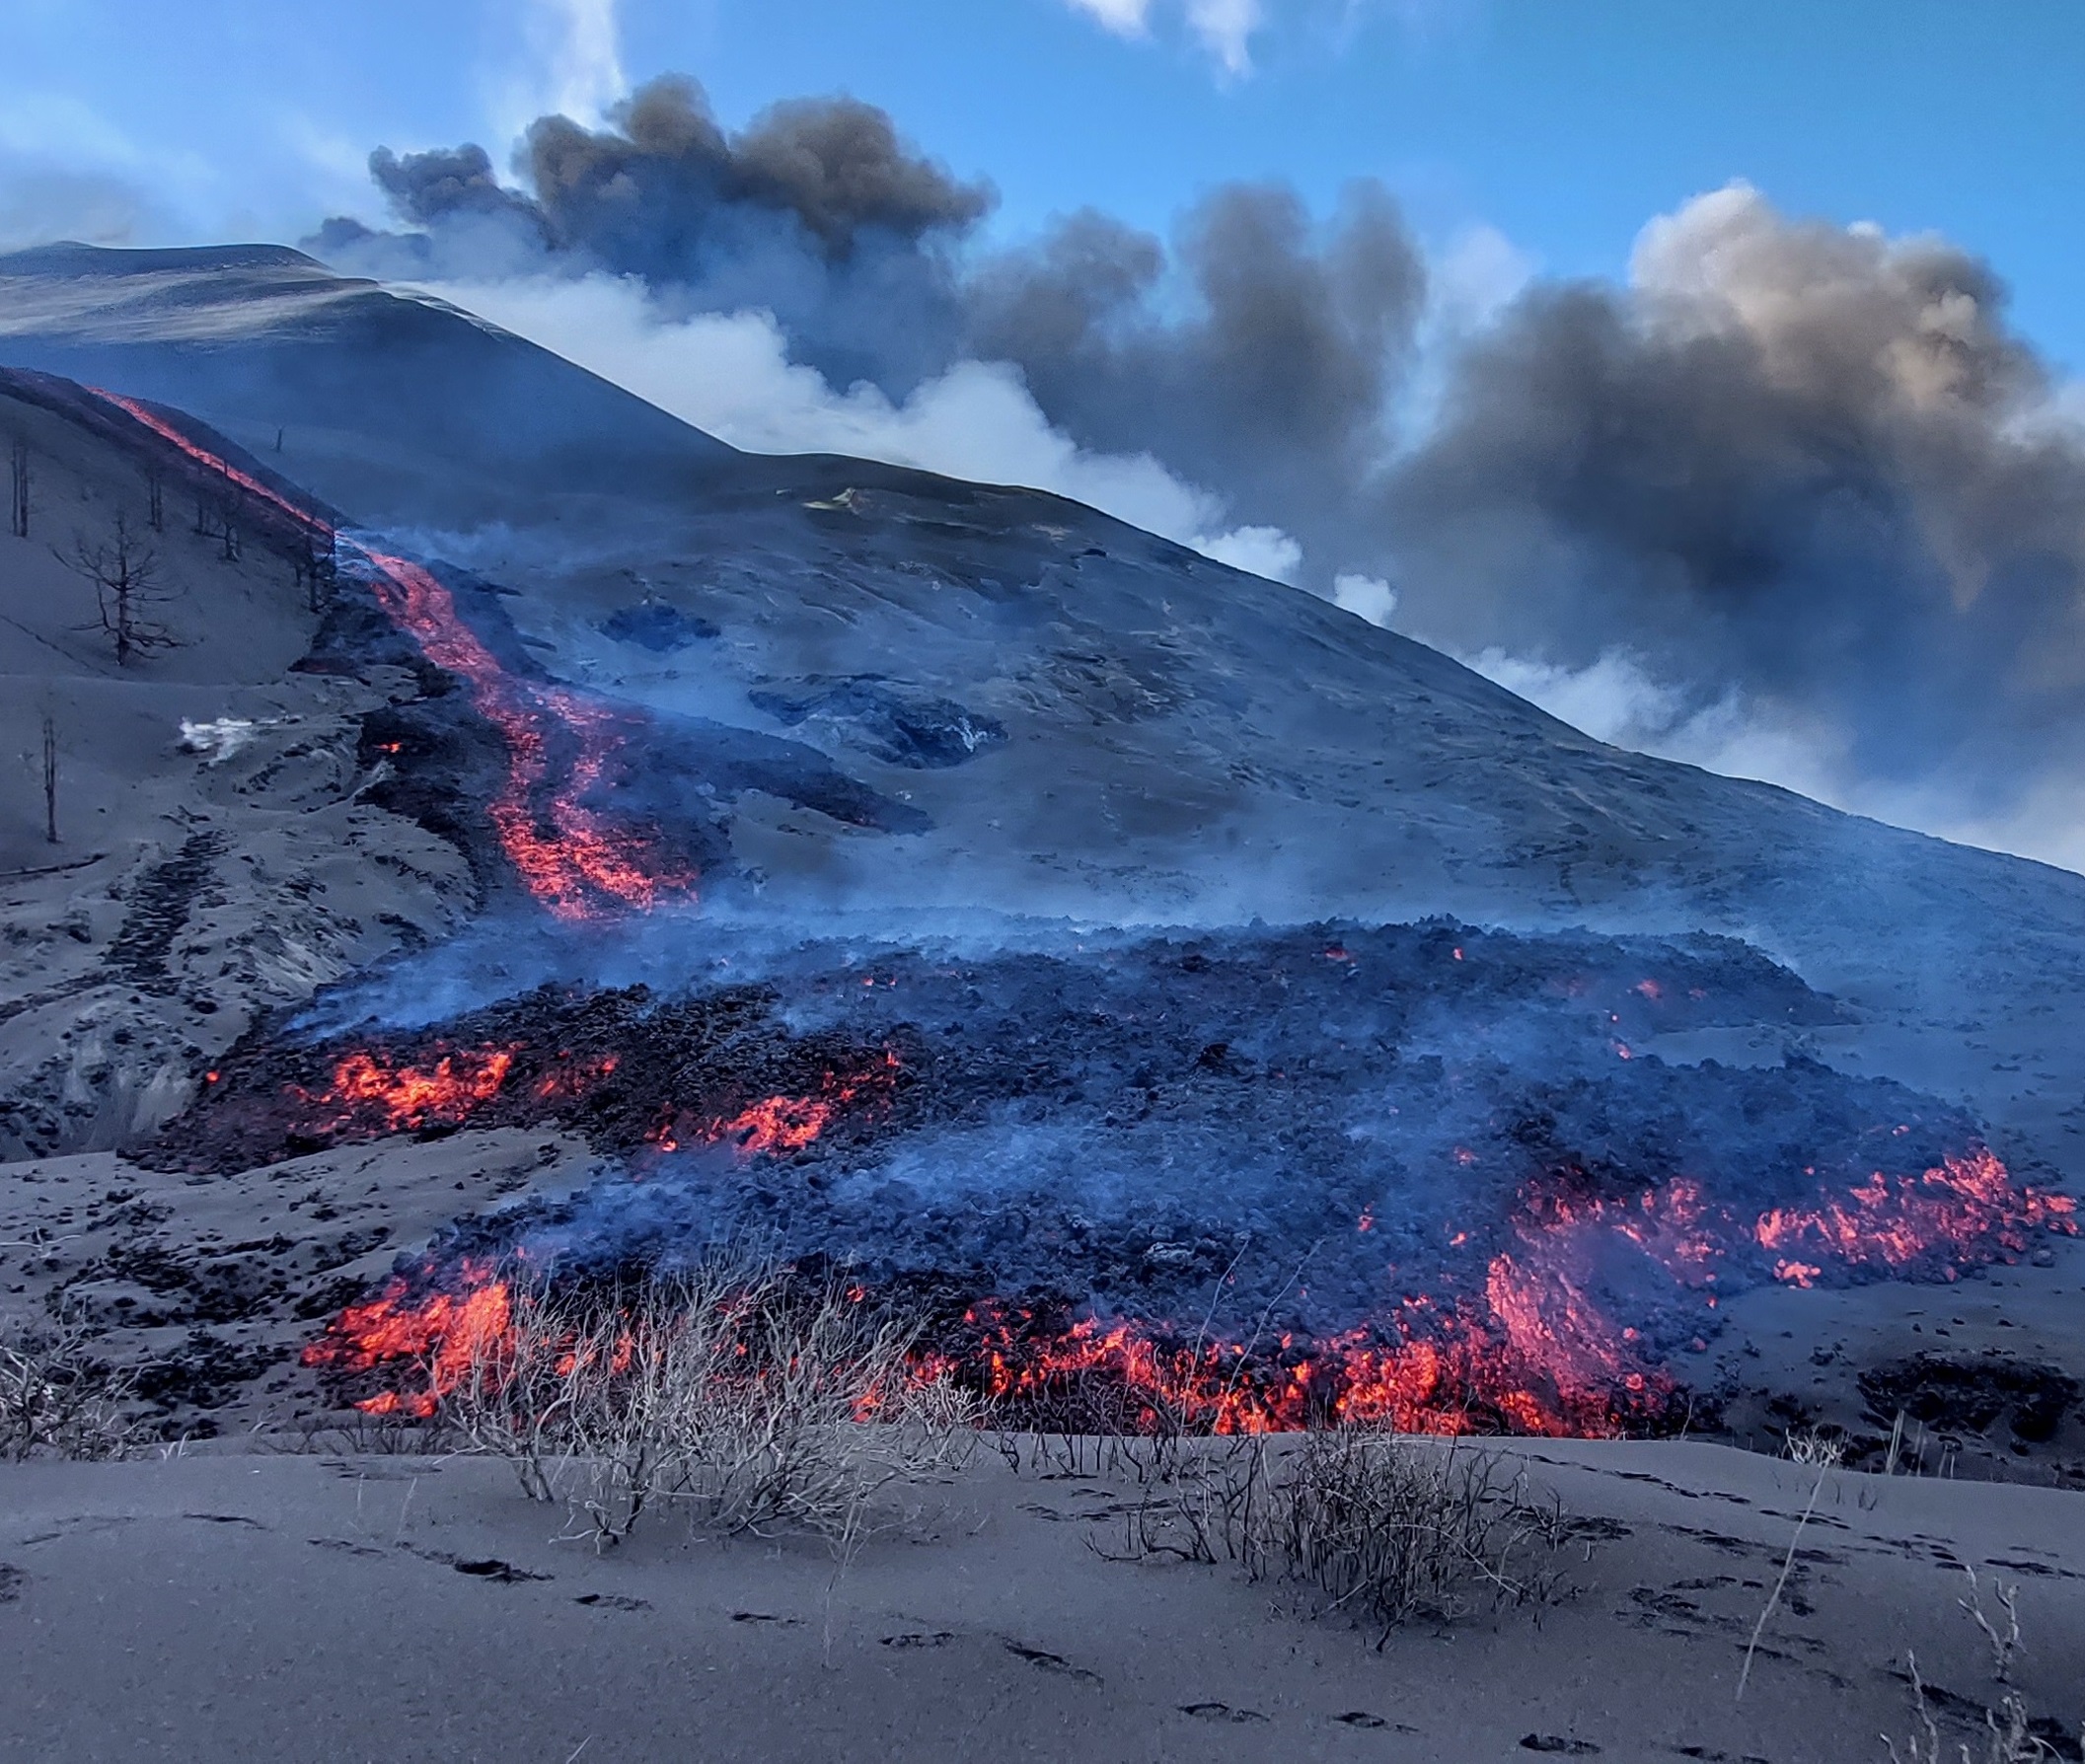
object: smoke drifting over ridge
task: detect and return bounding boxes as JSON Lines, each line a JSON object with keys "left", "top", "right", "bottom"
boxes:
{"left": 314, "top": 76, "right": 2085, "bottom": 865}
{"left": 325, "top": 76, "right": 990, "bottom": 393}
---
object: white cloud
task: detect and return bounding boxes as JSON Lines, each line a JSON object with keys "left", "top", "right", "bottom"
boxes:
{"left": 1330, "top": 572, "right": 1397, "bottom": 625}
{"left": 1202, "top": 525, "right": 1303, "bottom": 582}
{"left": 1429, "top": 222, "right": 1534, "bottom": 331}
{"left": 0, "top": 165, "right": 159, "bottom": 251}
{"left": 540, "top": 0, "right": 627, "bottom": 123}
{"left": 0, "top": 91, "right": 197, "bottom": 249}
{"left": 1063, "top": 0, "right": 1266, "bottom": 74}
{"left": 421, "top": 273, "right": 1304, "bottom": 578}
{"left": 1461, "top": 645, "right": 1844, "bottom": 792}
{"left": 1184, "top": 0, "right": 1266, "bottom": 73}
{"left": 1065, "top": 0, "right": 1156, "bottom": 33}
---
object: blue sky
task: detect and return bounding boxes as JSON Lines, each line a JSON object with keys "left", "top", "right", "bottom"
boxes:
{"left": 6, "top": 0, "right": 2084, "bottom": 371}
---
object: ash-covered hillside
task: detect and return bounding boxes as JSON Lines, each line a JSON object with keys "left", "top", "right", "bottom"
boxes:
{"left": 0, "top": 248, "right": 2079, "bottom": 1463}
{"left": 7, "top": 248, "right": 2085, "bottom": 1146}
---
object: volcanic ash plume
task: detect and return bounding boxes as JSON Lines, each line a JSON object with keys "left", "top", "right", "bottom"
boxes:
{"left": 318, "top": 82, "right": 2085, "bottom": 860}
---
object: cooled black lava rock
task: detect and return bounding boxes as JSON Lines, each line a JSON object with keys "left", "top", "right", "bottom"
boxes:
{"left": 750, "top": 677, "right": 1008, "bottom": 768}
{"left": 1859, "top": 1354, "right": 2080, "bottom": 1442}
{"left": 600, "top": 601, "right": 718, "bottom": 651}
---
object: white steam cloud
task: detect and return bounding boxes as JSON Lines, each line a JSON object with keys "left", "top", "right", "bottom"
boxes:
{"left": 506, "top": 0, "right": 628, "bottom": 134}
{"left": 1331, "top": 572, "right": 1397, "bottom": 626}
{"left": 423, "top": 273, "right": 1306, "bottom": 579}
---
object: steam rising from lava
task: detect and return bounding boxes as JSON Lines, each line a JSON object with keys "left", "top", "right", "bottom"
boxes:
{"left": 51, "top": 372, "right": 2080, "bottom": 1443}
{"left": 320, "top": 77, "right": 2085, "bottom": 855}
{"left": 255, "top": 924, "right": 2075, "bottom": 1437}
{"left": 306, "top": 1145, "right": 2071, "bottom": 1434}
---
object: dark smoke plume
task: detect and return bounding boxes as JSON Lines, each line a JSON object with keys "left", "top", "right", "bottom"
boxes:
{"left": 326, "top": 76, "right": 992, "bottom": 391}
{"left": 1382, "top": 186, "right": 2085, "bottom": 805}
{"left": 968, "top": 181, "right": 1425, "bottom": 550}
{"left": 315, "top": 86, "right": 2085, "bottom": 846}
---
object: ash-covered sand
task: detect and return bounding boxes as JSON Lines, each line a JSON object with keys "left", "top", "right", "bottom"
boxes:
{"left": 0, "top": 1438, "right": 2079, "bottom": 1763}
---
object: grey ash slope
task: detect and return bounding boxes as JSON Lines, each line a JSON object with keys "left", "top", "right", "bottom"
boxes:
{"left": 0, "top": 242, "right": 728, "bottom": 526}
{"left": 4, "top": 243, "right": 2085, "bottom": 1174}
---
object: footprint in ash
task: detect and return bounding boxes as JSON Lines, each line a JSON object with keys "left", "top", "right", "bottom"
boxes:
{"left": 1179, "top": 1703, "right": 1270, "bottom": 1724}
{"left": 1332, "top": 1711, "right": 1421, "bottom": 1733}
{"left": 1001, "top": 1640, "right": 1103, "bottom": 1685}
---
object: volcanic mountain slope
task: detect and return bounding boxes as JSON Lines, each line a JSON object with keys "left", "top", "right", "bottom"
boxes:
{"left": 7, "top": 248, "right": 2085, "bottom": 1153}
{"left": 0, "top": 248, "right": 2081, "bottom": 1459}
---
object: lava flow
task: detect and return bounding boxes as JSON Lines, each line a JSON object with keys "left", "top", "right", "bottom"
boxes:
{"left": 1752, "top": 1147, "right": 2070, "bottom": 1284}
{"left": 88, "top": 391, "right": 695, "bottom": 921}
{"left": 650, "top": 1053, "right": 904, "bottom": 1157}
{"left": 357, "top": 549, "right": 695, "bottom": 919}
{"left": 304, "top": 1144, "right": 2074, "bottom": 1434}
{"left": 291, "top": 1046, "right": 518, "bottom": 1136}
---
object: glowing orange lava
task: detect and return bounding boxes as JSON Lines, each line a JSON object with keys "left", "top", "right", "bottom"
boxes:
{"left": 94, "top": 390, "right": 332, "bottom": 536}
{"left": 358, "top": 549, "right": 694, "bottom": 920}
{"left": 305, "top": 1141, "right": 2073, "bottom": 1432}
{"left": 295, "top": 1046, "right": 517, "bottom": 1133}
{"left": 1756, "top": 1148, "right": 2076, "bottom": 1281}
{"left": 305, "top": 1262, "right": 513, "bottom": 1418}
{"left": 652, "top": 1053, "right": 903, "bottom": 1158}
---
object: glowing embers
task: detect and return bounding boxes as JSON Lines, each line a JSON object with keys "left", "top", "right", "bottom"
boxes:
{"left": 293, "top": 1045, "right": 518, "bottom": 1135}
{"left": 355, "top": 550, "right": 696, "bottom": 921}
{"left": 957, "top": 1170, "right": 1717, "bottom": 1439}
{"left": 1755, "top": 1149, "right": 2077, "bottom": 1286}
{"left": 304, "top": 1261, "right": 513, "bottom": 1418}
{"left": 650, "top": 1054, "right": 903, "bottom": 1158}
{"left": 956, "top": 1304, "right": 1662, "bottom": 1439}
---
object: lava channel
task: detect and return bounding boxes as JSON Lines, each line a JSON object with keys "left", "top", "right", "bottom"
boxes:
{"left": 89, "top": 390, "right": 696, "bottom": 921}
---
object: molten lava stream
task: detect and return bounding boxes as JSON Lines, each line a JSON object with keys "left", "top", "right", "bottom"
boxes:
{"left": 295, "top": 1046, "right": 518, "bottom": 1135}
{"left": 92, "top": 390, "right": 333, "bottom": 536}
{"left": 88, "top": 390, "right": 695, "bottom": 921}
{"left": 357, "top": 549, "right": 695, "bottom": 920}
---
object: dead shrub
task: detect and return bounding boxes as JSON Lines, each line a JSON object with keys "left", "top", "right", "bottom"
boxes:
{"left": 1887, "top": 1567, "right": 2080, "bottom": 1764}
{"left": 1782, "top": 1425, "right": 1847, "bottom": 1469}
{"left": 1080, "top": 1426, "right": 1579, "bottom": 1640}
{"left": 1240, "top": 1430, "right": 1573, "bottom": 1640}
{"left": 440, "top": 1255, "right": 982, "bottom": 1549}
{"left": 0, "top": 1316, "right": 140, "bottom": 1461}
{"left": 1888, "top": 1654, "right": 2072, "bottom": 1764}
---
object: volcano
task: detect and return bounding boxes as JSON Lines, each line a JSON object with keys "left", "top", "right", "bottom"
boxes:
{"left": 1, "top": 247, "right": 2081, "bottom": 1472}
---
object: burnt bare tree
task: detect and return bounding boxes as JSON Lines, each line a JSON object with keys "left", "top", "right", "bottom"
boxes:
{"left": 59, "top": 514, "right": 178, "bottom": 667}
{"left": 8, "top": 439, "right": 27, "bottom": 540}
{"left": 292, "top": 524, "right": 336, "bottom": 613}
{"left": 40, "top": 714, "right": 57, "bottom": 845}
{"left": 145, "top": 471, "right": 164, "bottom": 534}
